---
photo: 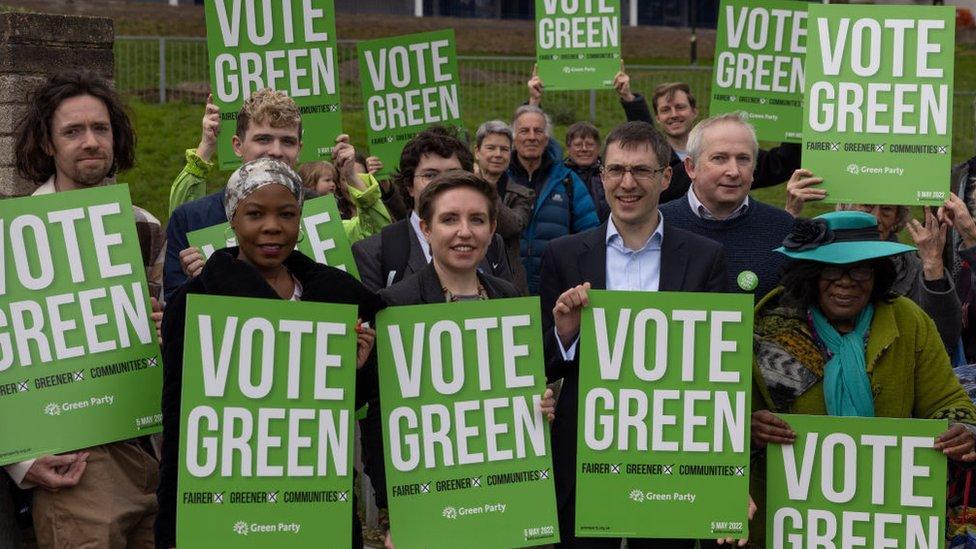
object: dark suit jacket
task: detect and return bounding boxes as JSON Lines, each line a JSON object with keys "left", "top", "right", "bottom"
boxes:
{"left": 538, "top": 220, "right": 727, "bottom": 512}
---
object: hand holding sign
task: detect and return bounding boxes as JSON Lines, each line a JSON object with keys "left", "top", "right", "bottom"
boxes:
{"left": 26, "top": 452, "right": 90, "bottom": 492}
{"left": 716, "top": 495, "right": 756, "bottom": 546}
{"left": 553, "top": 281, "right": 590, "bottom": 348}
{"left": 751, "top": 410, "right": 795, "bottom": 448}
{"left": 934, "top": 423, "right": 976, "bottom": 462}
{"left": 528, "top": 63, "right": 544, "bottom": 107}
{"left": 196, "top": 94, "right": 221, "bottom": 163}
{"left": 784, "top": 168, "right": 826, "bottom": 217}
{"left": 179, "top": 246, "right": 205, "bottom": 278}
{"left": 612, "top": 61, "right": 634, "bottom": 102}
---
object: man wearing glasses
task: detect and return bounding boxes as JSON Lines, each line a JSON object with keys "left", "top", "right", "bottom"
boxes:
{"left": 538, "top": 121, "right": 727, "bottom": 547}
{"left": 660, "top": 113, "right": 796, "bottom": 301}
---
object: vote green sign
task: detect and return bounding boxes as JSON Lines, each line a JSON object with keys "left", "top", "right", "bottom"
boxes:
{"left": 766, "top": 414, "right": 947, "bottom": 547}
{"left": 575, "top": 290, "right": 753, "bottom": 539}
{"left": 0, "top": 185, "right": 162, "bottom": 465}
{"left": 358, "top": 30, "right": 463, "bottom": 179}
{"left": 711, "top": 0, "right": 807, "bottom": 142}
{"left": 177, "top": 294, "right": 357, "bottom": 547}
{"left": 535, "top": 0, "right": 621, "bottom": 90}
{"left": 376, "top": 298, "right": 559, "bottom": 548}
{"left": 186, "top": 194, "right": 360, "bottom": 280}
{"left": 205, "top": 0, "right": 342, "bottom": 170}
{"left": 802, "top": 4, "right": 954, "bottom": 206}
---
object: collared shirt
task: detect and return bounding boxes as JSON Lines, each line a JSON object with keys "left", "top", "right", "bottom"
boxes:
{"left": 409, "top": 211, "right": 432, "bottom": 262}
{"left": 688, "top": 186, "right": 750, "bottom": 221}
{"left": 557, "top": 214, "right": 665, "bottom": 360}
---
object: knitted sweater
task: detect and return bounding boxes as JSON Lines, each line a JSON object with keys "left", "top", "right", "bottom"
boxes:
{"left": 659, "top": 194, "right": 794, "bottom": 300}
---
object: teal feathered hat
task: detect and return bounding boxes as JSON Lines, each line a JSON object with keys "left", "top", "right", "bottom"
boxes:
{"left": 775, "top": 211, "right": 915, "bottom": 264}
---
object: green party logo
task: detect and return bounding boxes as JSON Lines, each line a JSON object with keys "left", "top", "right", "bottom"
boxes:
{"left": 737, "top": 270, "right": 759, "bottom": 291}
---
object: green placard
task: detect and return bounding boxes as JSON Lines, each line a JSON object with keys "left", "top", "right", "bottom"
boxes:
{"left": 711, "top": 0, "right": 807, "bottom": 142}
{"left": 766, "top": 414, "right": 947, "bottom": 547}
{"left": 176, "top": 294, "right": 357, "bottom": 547}
{"left": 376, "top": 298, "right": 560, "bottom": 548}
{"left": 0, "top": 185, "right": 162, "bottom": 465}
{"left": 186, "top": 194, "right": 360, "bottom": 280}
{"left": 535, "top": 0, "right": 621, "bottom": 91}
{"left": 575, "top": 290, "right": 753, "bottom": 539}
{"left": 357, "top": 30, "right": 463, "bottom": 179}
{"left": 204, "top": 0, "right": 342, "bottom": 170}
{"left": 802, "top": 4, "right": 954, "bottom": 206}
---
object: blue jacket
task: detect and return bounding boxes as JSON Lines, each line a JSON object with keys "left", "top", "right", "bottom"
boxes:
{"left": 163, "top": 190, "right": 227, "bottom": 303}
{"left": 509, "top": 141, "right": 599, "bottom": 293}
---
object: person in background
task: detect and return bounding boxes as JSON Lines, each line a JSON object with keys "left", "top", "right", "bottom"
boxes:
{"left": 507, "top": 103, "right": 599, "bottom": 293}
{"left": 297, "top": 143, "right": 392, "bottom": 244}
{"left": 474, "top": 120, "right": 534, "bottom": 294}
{"left": 564, "top": 121, "right": 610, "bottom": 222}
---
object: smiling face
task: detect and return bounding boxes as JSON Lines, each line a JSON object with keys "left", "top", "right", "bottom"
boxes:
{"left": 232, "top": 120, "right": 302, "bottom": 167}
{"left": 420, "top": 187, "right": 496, "bottom": 276}
{"left": 47, "top": 94, "right": 115, "bottom": 189}
{"left": 475, "top": 133, "right": 512, "bottom": 178}
{"left": 817, "top": 262, "right": 875, "bottom": 332}
{"left": 231, "top": 184, "right": 301, "bottom": 274}
{"left": 568, "top": 135, "right": 599, "bottom": 167}
{"left": 603, "top": 141, "right": 670, "bottom": 230}
{"left": 684, "top": 121, "right": 755, "bottom": 216}
{"left": 654, "top": 90, "right": 698, "bottom": 143}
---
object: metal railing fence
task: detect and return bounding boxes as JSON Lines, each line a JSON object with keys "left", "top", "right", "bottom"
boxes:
{"left": 113, "top": 36, "right": 976, "bottom": 162}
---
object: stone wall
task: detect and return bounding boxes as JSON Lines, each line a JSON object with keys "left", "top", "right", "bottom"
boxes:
{"left": 0, "top": 11, "right": 113, "bottom": 198}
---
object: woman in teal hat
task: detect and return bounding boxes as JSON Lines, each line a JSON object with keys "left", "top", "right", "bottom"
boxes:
{"left": 748, "top": 210, "right": 976, "bottom": 544}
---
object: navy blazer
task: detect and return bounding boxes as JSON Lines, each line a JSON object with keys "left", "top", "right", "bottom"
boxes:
{"left": 537, "top": 220, "right": 727, "bottom": 512}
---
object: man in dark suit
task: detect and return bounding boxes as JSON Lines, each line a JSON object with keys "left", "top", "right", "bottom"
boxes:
{"left": 539, "top": 121, "right": 727, "bottom": 548}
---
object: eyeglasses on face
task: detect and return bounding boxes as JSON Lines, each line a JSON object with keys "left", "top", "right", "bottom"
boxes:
{"left": 602, "top": 164, "right": 665, "bottom": 183}
{"left": 820, "top": 265, "right": 874, "bottom": 282}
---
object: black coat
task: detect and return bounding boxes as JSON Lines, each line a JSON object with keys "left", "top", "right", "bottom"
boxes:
{"left": 154, "top": 248, "right": 385, "bottom": 548}
{"left": 620, "top": 93, "right": 802, "bottom": 203}
{"left": 538, "top": 221, "right": 727, "bottom": 513}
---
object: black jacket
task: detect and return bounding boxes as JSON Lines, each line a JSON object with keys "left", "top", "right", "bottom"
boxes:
{"left": 620, "top": 93, "right": 802, "bottom": 203}
{"left": 154, "top": 248, "right": 385, "bottom": 548}
{"left": 538, "top": 221, "right": 727, "bottom": 512}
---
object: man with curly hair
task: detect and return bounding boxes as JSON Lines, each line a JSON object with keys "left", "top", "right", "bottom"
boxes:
{"left": 8, "top": 69, "right": 164, "bottom": 548}
{"left": 163, "top": 89, "right": 304, "bottom": 302}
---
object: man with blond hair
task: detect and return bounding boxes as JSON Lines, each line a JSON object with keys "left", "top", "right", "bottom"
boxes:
{"left": 163, "top": 89, "right": 305, "bottom": 300}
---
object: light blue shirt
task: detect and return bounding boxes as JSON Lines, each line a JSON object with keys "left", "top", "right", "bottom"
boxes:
{"left": 557, "top": 214, "right": 665, "bottom": 360}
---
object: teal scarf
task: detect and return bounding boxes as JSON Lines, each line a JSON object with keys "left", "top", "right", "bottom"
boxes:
{"left": 810, "top": 304, "right": 875, "bottom": 417}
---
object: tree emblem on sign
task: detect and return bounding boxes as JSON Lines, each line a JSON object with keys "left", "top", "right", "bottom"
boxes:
{"left": 629, "top": 489, "right": 645, "bottom": 503}
{"left": 442, "top": 506, "right": 458, "bottom": 520}
{"left": 44, "top": 403, "right": 61, "bottom": 416}
{"left": 233, "top": 521, "right": 249, "bottom": 536}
